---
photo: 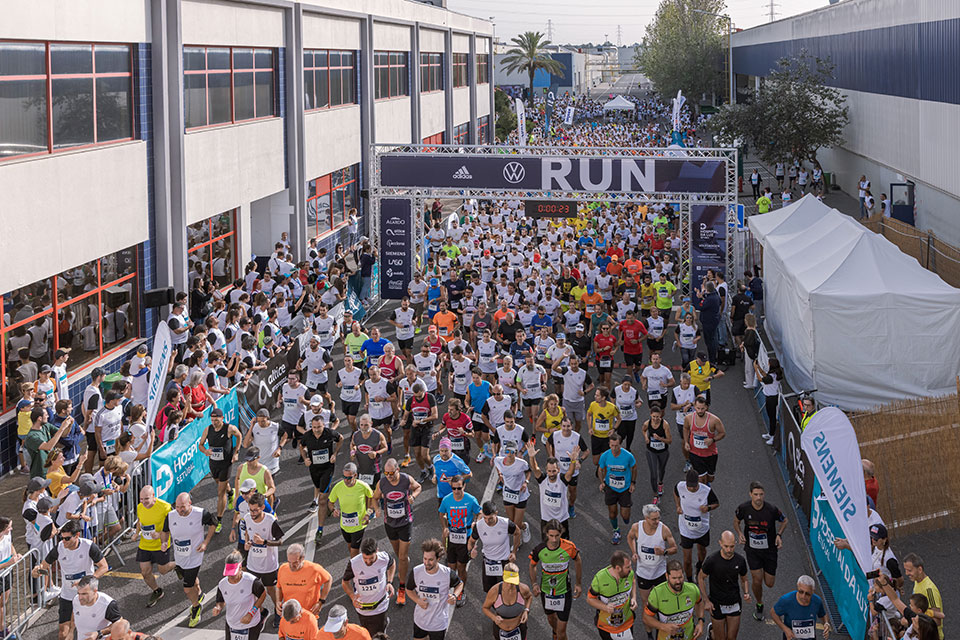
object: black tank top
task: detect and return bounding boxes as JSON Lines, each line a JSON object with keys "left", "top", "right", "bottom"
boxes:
{"left": 206, "top": 423, "right": 233, "bottom": 460}
{"left": 645, "top": 417, "right": 668, "bottom": 453}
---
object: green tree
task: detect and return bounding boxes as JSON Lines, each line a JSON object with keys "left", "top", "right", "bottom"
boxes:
{"left": 494, "top": 89, "right": 517, "bottom": 142}
{"left": 635, "top": 0, "right": 726, "bottom": 110}
{"left": 500, "top": 31, "right": 566, "bottom": 107}
{"left": 709, "top": 51, "right": 849, "bottom": 166}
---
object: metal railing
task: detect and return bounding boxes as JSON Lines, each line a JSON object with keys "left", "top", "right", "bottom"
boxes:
{"left": 89, "top": 459, "right": 151, "bottom": 568}
{"left": 0, "top": 548, "right": 42, "bottom": 639}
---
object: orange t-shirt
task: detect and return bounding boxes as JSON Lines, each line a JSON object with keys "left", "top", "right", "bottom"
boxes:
{"left": 318, "top": 624, "right": 371, "bottom": 640}
{"left": 493, "top": 308, "right": 510, "bottom": 324}
{"left": 432, "top": 311, "right": 458, "bottom": 342}
{"left": 606, "top": 262, "right": 623, "bottom": 277}
{"left": 277, "top": 561, "right": 332, "bottom": 610}
{"left": 581, "top": 293, "right": 604, "bottom": 318}
{"left": 624, "top": 259, "right": 643, "bottom": 276}
{"left": 279, "top": 609, "right": 321, "bottom": 640}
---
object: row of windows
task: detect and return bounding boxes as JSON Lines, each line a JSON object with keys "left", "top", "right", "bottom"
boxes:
{"left": 307, "top": 164, "right": 358, "bottom": 238}
{"left": 420, "top": 53, "right": 443, "bottom": 93}
{"left": 188, "top": 211, "right": 238, "bottom": 289}
{"left": 304, "top": 50, "right": 356, "bottom": 111}
{"left": 374, "top": 52, "right": 409, "bottom": 100}
{"left": 1, "top": 247, "right": 140, "bottom": 413}
{"left": 478, "top": 114, "right": 491, "bottom": 144}
{"left": 453, "top": 53, "right": 468, "bottom": 88}
{"left": 0, "top": 41, "right": 134, "bottom": 160}
{"left": 183, "top": 46, "right": 275, "bottom": 129}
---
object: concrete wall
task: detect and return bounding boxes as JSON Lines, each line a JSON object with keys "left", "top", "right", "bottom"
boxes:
{"left": 420, "top": 28, "right": 445, "bottom": 53}
{"left": 183, "top": 119, "right": 287, "bottom": 225}
{"left": 302, "top": 12, "right": 361, "bottom": 49}
{"left": 374, "top": 97, "right": 412, "bottom": 143}
{"left": 452, "top": 87, "right": 470, "bottom": 125}
{"left": 0, "top": 142, "right": 149, "bottom": 294}
{"left": 182, "top": 0, "right": 284, "bottom": 47}
{"left": 420, "top": 91, "right": 446, "bottom": 139}
{"left": 304, "top": 106, "right": 362, "bottom": 180}
{"left": 373, "top": 22, "right": 411, "bottom": 51}
{"left": 0, "top": 0, "right": 149, "bottom": 42}
{"left": 452, "top": 33, "right": 469, "bottom": 54}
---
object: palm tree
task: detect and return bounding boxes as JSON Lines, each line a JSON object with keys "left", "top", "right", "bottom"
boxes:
{"left": 501, "top": 31, "right": 566, "bottom": 106}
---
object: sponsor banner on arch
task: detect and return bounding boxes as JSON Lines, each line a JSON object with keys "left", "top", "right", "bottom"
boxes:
{"left": 379, "top": 198, "right": 413, "bottom": 300}
{"left": 379, "top": 154, "right": 726, "bottom": 193}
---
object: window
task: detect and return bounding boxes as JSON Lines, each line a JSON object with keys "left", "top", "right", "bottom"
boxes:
{"left": 183, "top": 46, "right": 275, "bottom": 129}
{"left": 477, "top": 54, "right": 490, "bottom": 84}
{"left": 303, "top": 50, "right": 356, "bottom": 110}
{"left": 422, "top": 131, "right": 444, "bottom": 152}
{"left": 187, "top": 211, "right": 237, "bottom": 289}
{"left": 0, "top": 41, "right": 134, "bottom": 161}
{"left": 452, "top": 53, "right": 468, "bottom": 88}
{"left": 374, "top": 51, "right": 408, "bottom": 100}
{"left": 478, "top": 115, "right": 490, "bottom": 144}
{"left": 307, "top": 164, "right": 359, "bottom": 238}
{"left": 0, "top": 246, "right": 140, "bottom": 413}
{"left": 453, "top": 122, "right": 469, "bottom": 145}
{"left": 419, "top": 53, "right": 442, "bottom": 93}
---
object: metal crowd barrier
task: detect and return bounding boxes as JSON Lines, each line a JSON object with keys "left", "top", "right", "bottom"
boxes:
{"left": 90, "top": 459, "right": 151, "bottom": 568}
{"left": 0, "top": 548, "right": 42, "bottom": 639}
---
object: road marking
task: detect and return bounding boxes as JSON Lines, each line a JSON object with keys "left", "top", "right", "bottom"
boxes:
{"left": 154, "top": 511, "right": 316, "bottom": 637}
{"left": 105, "top": 570, "right": 144, "bottom": 580}
{"left": 482, "top": 459, "right": 499, "bottom": 503}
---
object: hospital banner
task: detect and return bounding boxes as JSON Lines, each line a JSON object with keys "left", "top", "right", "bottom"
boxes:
{"left": 151, "top": 389, "right": 239, "bottom": 503}
{"left": 144, "top": 321, "right": 173, "bottom": 430}
{"left": 801, "top": 407, "right": 872, "bottom": 573}
{"left": 809, "top": 480, "right": 870, "bottom": 640}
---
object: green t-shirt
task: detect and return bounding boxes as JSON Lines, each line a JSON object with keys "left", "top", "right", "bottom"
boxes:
{"left": 646, "top": 581, "right": 702, "bottom": 640}
{"left": 344, "top": 333, "right": 368, "bottom": 363}
{"left": 653, "top": 281, "right": 677, "bottom": 310}
{"left": 442, "top": 244, "right": 461, "bottom": 260}
{"left": 589, "top": 566, "right": 635, "bottom": 632}
{"left": 529, "top": 539, "right": 578, "bottom": 595}
{"left": 328, "top": 479, "right": 373, "bottom": 533}
{"left": 24, "top": 428, "right": 50, "bottom": 478}
{"left": 590, "top": 311, "right": 611, "bottom": 337}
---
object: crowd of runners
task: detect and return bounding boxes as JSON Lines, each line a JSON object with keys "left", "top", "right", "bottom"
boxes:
{"left": 12, "top": 96, "right": 944, "bottom": 640}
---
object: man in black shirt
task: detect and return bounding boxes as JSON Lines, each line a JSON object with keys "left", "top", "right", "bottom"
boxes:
{"left": 300, "top": 416, "right": 344, "bottom": 544}
{"left": 729, "top": 284, "right": 754, "bottom": 350}
{"left": 496, "top": 312, "right": 523, "bottom": 349}
{"left": 568, "top": 324, "right": 593, "bottom": 361}
{"left": 733, "top": 482, "right": 787, "bottom": 622}
{"left": 698, "top": 530, "right": 750, "bottom": 640}
{"left": 443, "top": 269, "right": 467, "bottom": 312}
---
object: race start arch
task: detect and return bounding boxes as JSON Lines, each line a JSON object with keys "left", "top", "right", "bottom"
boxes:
{"left": 368, "top": 143, "right": 738, "bottom": 303}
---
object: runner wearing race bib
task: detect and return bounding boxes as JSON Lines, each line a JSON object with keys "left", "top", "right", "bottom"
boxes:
{"left": 772, "top": 576, "right": 828, "bottom": 640}
{"left": 439, "top": 478, "right": 481, "bottom": 605}
{"left": 547, "top": 419, "right": 588, "bottom": 519}
{"left": 587, "top": 551, "right": 637, "bottom": 639}
{"left": 734, "top": 482, "right": 787, "bottom": 622}
{"left": 698, "top": 531, "right": 750, "bottom": 639}
{"left": 373, "top": 459, "right": 423, "bottom": 609}
{"left": 643, "top": 561, "right": 704, "bottom": 640}
{"left": 341, "top": 537, "right": 395, "bottom": 636}
{"left": 299, "top": 415, "right": 343, "bottom": 544}
{"left": 674, "top": 469, "right": 719, "bottom": 583}
{"left": 328, "top": 463, "right": 375, "bottom": 557}
{"left": 598, "top": 433, "right": 636, "bottom": 546}
{"left": 588, "top": 389, "right": 621, "bottom": 464}
{"left": 529, "top": 521, "right": 581, "bottom": 640}
{"left": 163, "top": 492, "right": 218, "bottom": 628}
{"left": 405, "top": 539, "right": 463, "bottom": 639}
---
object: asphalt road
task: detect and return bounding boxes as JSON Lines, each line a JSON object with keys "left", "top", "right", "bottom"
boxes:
{"left": 28, "top": 304, "right": 821, "bottom": 640}
{"left": 590, "top": 73, "right": 649, "bottom": 99}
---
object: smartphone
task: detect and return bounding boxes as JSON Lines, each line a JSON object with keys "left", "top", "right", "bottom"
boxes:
{"left": 865, "top": 569, "right": 880, "bottom": 580}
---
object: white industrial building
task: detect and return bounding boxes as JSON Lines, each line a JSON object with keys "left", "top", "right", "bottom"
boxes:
{"left": 0, "top": 0, "right": 493, "bottom": 462}
{"left": 732, "top": 0, "right": 960, "bottom": 243}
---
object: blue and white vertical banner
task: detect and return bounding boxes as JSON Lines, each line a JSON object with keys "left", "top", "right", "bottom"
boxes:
{"left": 144, "top": 321, "right": 173, "bottom": 430}
{"left": 810, "top": 479, "right": 870, "bottom": 640}
{"left": 563, "top": 106, "right": 576, "bottom": 125}
{"left": 801, "top": 407, "right": 871, "bottom": 572}
{"left": 151, "top": 389, "right": 239, "bottom": 504}
{"left": 515, "top": 98, "right": 526, "bottom": 146}
{"left": 379, "top": 198, "right": 413, "bottom": 300}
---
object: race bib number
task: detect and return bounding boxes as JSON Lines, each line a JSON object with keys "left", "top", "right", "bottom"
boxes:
{"left": 558, "top": 457, "right": 572, "bottom": 472}
{"left": 608, "top": 475, "right": 626, "bottom": 490}
{"left": 140, "top": 525, "right": 158, "bottom": 540}
{"left": 792, "top": 621, "right": 815, "bottom": 639}
{"left": 174, "top": 539, "right": 192, "bottom": 556}
{"left": 649, "top": 438, "right": 666, "bottom": 451}
{"left": 545, "top": 595, "right": 565, "bottom": 611}
{"left": 231, "top": 628, "right": 251, "bottom": 640}
{"left": 692, "top": 434, "right": 708, "bottom": 450}
{"left": 502, "top": 487, "right": 520, "bottom": 503}
{"left": 748, "top": 532, "right": 768, "bottom": 550}
{"left": 600, "top": 357, "right": 612, "bottom": 367}
{"left": 103, "top": 439, "right": 116, "bottom": 454}
{"left": 595, "top": 419, "right": 610, "bottom": 435}
{"left": 544, "top": 490, "right": 563, "bottom": 507}
{"left": 359, "top": 474, "right": 374, "bottom": 486}
{"left": 720, "top": 603, "right": 741, "bottom": 615}
{"left": 386, "top": 503, "right": 407, "bottom": 519}
{"left": 439, "top": 327, "right": 449, "bottom": 336}
{"left": 611, "top": 630, "right": 633, "bottom": 640}
{"left": 450, "top": 437, "right": 465, "bottom": 451}
{"left": 484, "top": 559, "right": 503, "bottom": 576}
{"left": 370, "top": 401, "right": 384, "bottom": 412}
{"left": 448, "top": 530, "right": 468, "bottom": 544}
{"left": 249, "top": 543, "right": 267, "bottom": 558}
{"left": 209, "top": 447, "right": 224, "bottom": 461}
{"left": 639, "top": 545, "right": 657, "bottom": 564}
{"left": 648, "top": 391, "right": 662, "bottom": 402}
{"left": 499, "top": 628, "right": 522, "bottom": 640}
{"left": 312, "top": 450, "right": 330, "bottom": 464}
{"left": 684, "top": 514, "right": 706, "bottom": 533}
{"left": 341, "top": 512, "right": 360, "bottom": 528}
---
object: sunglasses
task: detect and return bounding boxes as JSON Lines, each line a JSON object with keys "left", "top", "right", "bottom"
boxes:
{"left": 451, "top": 486, "right": 464, "bottom": 491}
{"left": 384, "top": 470, "right": 398, "bottom": 477}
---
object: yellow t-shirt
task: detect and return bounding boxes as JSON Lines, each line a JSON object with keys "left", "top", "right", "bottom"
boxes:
{"left": 588, "top": 401, "right": 620, "bottom": 438}
{"left": 914, "top": 577, "right": 943, "bottom": 640}
{"left": 640, "top": 283, "right": 656, "bottom": 310}
{"left": 137, "top": 499, "right": 172, "bottom": 551}
{"left": 47, "top": 468, "right": 68, "bottom": 497}
{"left": 689, "top": 361, "right": 716, "bottom": 391}
{"left": 542, "top": 407, "right": 565, "bottom": 437}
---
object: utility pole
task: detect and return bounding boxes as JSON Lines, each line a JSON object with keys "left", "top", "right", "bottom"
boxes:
{"left": 547, "top": 19, "right": 554, "bottom": 41}
{"left": 616, "top": 25, "right": 622, "bottom": 47}
{"left": 767, "top": 0, "right": 780, "bottom": 22}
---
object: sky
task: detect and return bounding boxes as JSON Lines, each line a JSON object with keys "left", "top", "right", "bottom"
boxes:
{"left": 446, "top": 0, "right": 830, "bottom": 46}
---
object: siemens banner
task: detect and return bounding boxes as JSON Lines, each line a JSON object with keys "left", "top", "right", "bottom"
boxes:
{"left": 380, "top": 199, "right": 412, "bottom": 299}
{"left": 691, "top": 205, "right": 727, "bottom": 289}
{"left": 810, "top": 479, "right": 869, "bottom": 640}
{"left": 151, "top": 390, "right": 239, "bottom": 503}
{"left": 380, "top": 155, "right": 727, "bottom": 193}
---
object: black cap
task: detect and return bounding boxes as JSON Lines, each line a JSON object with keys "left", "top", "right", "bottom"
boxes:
{"left": 91, "top": 367, "right": 105, "bottom": 379}
{"left": 244, "top": 447, "right": 260, "bottom": 461}
{"left": 869, "top": 523, "right": 888, "bottom": 540}
{"left": 210, "top": 408, "right": 224, "bottom": 418}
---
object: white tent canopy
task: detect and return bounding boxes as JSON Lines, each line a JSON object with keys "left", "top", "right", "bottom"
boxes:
{"left": 748, "top": 194, "right": 960, "bottom": 410}
{"left": 602, "top": 95, "right": 635, "bottom": 111}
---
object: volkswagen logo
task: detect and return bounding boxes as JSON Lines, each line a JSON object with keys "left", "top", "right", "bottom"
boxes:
{"left": 503, "top": 162, "right": 525, "bottom": 184}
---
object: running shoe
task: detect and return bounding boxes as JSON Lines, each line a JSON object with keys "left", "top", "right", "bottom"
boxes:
{"left": 652, "top": 495, "right": 659, "bottom": 506}
{"left": 419, "top": 469, "right": 430, "bottom": 483}
{"left": 308, "top": 499, "right": 319, "bottom": 513}
{"left": 227, "top": 490, "right": 235, "bottom": 511}
{"left": 315, "top": 528, "right": 324, "bottom": 544}
{"left": 476, "top": 451, "right": 487, "bottom": 463}
{"left": 396, "top": 586, "right": 406, "bottom": 607}
{"left": 568, "top": 506, "right": 576, "bottom": 519}
{"left": 147, "top": 588, "right": 164, "bottom": 608}
{"left": 753, "top": 603, "right": 764, "bottom": 621}
{"left": 401, "top": 454, "right": 413, "bottom": 468}
{"left": 612, "top": 530, "right": 622, "bottom": 545}
{"left": 683, "top": 461, "right": 692, "bottom": 473}
{"left": 214, "top": 522, "right": 223, "bottom": 534}
{"left": 198, "top": 592, "right": 205, "bottom": 605}
{"left": 188, "top": 604, "right": 202, "bottom": 628}
{"left": 456, "top": 592, "right": 466, "bottom": 608}
{"left": 522, "top": 525, "right": 531, "bottom": 544}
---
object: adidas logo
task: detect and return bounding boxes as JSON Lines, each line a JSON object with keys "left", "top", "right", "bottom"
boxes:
{"left": 452, "top": 165, "right": 473, "bottom": 179}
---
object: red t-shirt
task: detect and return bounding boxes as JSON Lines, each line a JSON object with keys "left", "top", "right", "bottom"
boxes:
{"left": 619, "top": 319, "right": 648, "bottom": 354}
{"left": 442, "top": 411, "right": 474, "bottom": 438}
{"left": 594, "top": 334, "right": 617, "bottom": 357}
{"left": 606, "top": 246, "right": 624, "bottom": 261}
